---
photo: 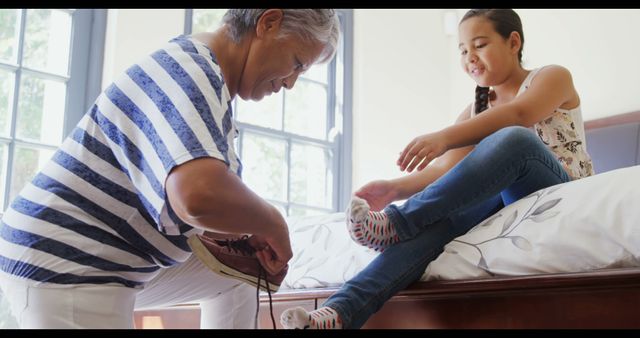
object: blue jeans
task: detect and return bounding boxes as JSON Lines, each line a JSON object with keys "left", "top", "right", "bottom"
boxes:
{"left": 324, "top": 126, "right": 572, "bottom": 329}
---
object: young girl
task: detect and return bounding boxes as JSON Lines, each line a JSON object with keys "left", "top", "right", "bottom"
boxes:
{"left": 280, "top": 9, "right": 594, "bottom": 329}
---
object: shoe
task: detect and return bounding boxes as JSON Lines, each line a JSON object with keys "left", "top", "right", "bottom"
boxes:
{"left": 187, "top": 233, "right": 288, "bottom": 293}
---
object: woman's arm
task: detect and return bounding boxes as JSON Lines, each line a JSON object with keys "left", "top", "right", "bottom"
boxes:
{"left": 165, "top": 157, "right": 292, "bottom": 274}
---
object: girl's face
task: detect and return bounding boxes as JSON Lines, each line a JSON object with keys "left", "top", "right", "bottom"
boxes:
{"left": 458, "top": 16, "right": 520, "bottom": 87}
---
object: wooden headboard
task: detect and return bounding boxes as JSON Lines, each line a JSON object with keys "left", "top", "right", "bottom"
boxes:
{"left": 584, "top": 110, "right": 640, "bottom": 174}
{"left": 585, "top": 110, "right": 640, "bottom": 130}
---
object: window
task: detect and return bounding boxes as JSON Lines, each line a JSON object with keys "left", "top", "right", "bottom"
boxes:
{"left": 0, "top": 8, "right": 106, "bottom": 328}
{"left": 185, "top": 9, "right": 353, "bottom": 217}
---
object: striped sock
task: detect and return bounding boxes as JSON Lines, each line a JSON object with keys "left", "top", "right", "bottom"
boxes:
{"left": 347, "top": 196, "right": 400, "bottom": 252}
{"left": 280, "top": 306, "right": 343, "bottom": 329}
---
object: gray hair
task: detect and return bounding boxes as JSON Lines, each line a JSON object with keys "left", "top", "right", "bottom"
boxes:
{"left": 222, "top": 9, "right": 341, "bottom": 64}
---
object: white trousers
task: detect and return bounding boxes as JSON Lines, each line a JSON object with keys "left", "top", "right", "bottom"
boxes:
{"left": 0, "top": 254, "right": 257, "bottom": 329}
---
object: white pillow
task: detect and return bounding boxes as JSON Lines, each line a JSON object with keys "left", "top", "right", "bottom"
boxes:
{"left": 422, "top": 165, "right": 640, "bottom": 281}
{"left": 281, "top": 212, "right": 377, "bottom": 290}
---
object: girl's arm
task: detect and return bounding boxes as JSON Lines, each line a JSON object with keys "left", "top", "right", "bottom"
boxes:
{"left": 356, "top": 105, "right": 475, "bottom": 209}
{"left": 392, "top": 106, "right": 475, "bottom": 200}
{"left": 441, "top": 65, "right": 578, "bottom": 149}
{"left": 398, "top": 65, "right": 579, "bottom": 172}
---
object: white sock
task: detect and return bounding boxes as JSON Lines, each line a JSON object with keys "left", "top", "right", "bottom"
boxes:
{"left": 347, "top": 196, "right": 399, "bottom": 252}
{"left": 280, "top": 306, "right": 343, "bottom": 329}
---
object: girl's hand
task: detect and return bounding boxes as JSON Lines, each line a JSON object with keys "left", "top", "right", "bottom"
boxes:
{"left": 354, "top": 180, "right": 399, "bottom": 211}
{"left": 397, "top": 131, "right": 448, "bottom": 173}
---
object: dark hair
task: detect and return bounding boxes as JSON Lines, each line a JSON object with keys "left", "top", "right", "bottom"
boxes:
{"left": 461, "top": 9, "right": 524, "bottom": 114}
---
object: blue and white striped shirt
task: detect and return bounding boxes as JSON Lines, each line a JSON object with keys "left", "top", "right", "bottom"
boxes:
{"left": 0, "top": 35, "right": 242, "bottom": 288}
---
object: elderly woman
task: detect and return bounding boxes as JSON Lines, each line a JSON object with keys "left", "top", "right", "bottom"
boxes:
{"left": 0, "top": 9, "right": 340, "bottom": 328}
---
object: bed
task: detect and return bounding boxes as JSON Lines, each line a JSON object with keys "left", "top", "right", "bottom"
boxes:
{"left": 256, "top": 110, "right": 640, "bottom": 329}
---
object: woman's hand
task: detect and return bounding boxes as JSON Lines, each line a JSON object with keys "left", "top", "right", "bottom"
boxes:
{"left": 248, "top": 231, "right": 292, "bottom": 276}
{"left": 397, "top": 131, "right": 448, "bottom": 173}
{"left": 247, "top": 209, "right": 292, "bottom": 276}
{"left": 354, "top": 180, "right": 399, "bottom": 211}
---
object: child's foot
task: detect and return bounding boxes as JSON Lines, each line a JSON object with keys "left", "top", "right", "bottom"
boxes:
{"left": 280, "top": 306, "right": 343, "bottom": 329}
{"left": 346, "top": 196, "right": 400, "bottom": 252}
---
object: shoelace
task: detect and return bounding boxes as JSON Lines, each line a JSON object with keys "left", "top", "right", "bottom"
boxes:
{"left": 214, "top": 235, "right": 255, "bottom": 255}
{"left": 256, "top": 263, "right": 276, "bottom": 329}
{"left": 215, "top": 235, "right": 276, "bottom": 329}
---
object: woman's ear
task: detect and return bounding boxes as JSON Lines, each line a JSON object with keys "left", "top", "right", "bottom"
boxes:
{"left": 509, "top": 31, "right": 522, "bottom": 55}
{"left": 255, "top": 9, "right": 284, "bottom": 38}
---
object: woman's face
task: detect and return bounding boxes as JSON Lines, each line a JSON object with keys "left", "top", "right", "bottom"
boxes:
{"left": 458, "top": 16, "right": 518, "bottom": 87}
{"left": 237, "top": 11, "right": 326, "bottom": 101}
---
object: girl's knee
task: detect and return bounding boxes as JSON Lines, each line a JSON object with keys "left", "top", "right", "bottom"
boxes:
{"left": 491, "top": 126, "right": 539, "bottom": 147}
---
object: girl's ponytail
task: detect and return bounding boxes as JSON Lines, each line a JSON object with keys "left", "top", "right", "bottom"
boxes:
{"left": 474, "top": 86, "right": 490, "bottom": 114}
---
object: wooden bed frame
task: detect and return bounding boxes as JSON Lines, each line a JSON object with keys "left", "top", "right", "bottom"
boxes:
{"left": 133, "top": 111, "right": 640, "bottom": 329}
{"left": 254, "top": 111, "right": 640, "bottom": 329}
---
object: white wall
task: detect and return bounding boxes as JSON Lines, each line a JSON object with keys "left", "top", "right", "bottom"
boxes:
{"left": 351, "top": 9, "right": 452, "bottom": 190}
{"left": 518, "top": 9, "right": 640, "bottom": 120}
{"left": 448, "top": 9, "right": 640, "bottom": 123}
{"left": 102, "top": 9, "right": 184, "bottom": 89}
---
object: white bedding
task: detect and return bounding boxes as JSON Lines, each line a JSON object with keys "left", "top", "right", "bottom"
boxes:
{"left": 280, "top": 165, "right": 640, "bottom": 290}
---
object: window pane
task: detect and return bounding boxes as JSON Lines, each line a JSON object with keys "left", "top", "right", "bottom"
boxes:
{"left": 16, "top": 73, "right": 66, "bottom": 145}
{"left": 241, "top": 132, "right": 287, "bottom": 201}
{"left": 23, "top": 9, "right": 72, "bottom": 75}
{"left": 288, "top": 206, "right": 330, "bottom": 217}
{"left": 0, "top": 9, "right": 20, "bottom": 64}
{"left": 236, "top": 92, "right": 283, "bottom": 131}
{"left": 335, "top": 34, "right": 344, "bottom": 126}
{"left": 284, "top": 80, "right": 327, "bottom": 139}
{"left": 192, "top": 9, "right": 227, "bottom": 33}
{"left": 302, "top": 63, "right": 327, "bottom": 84}
{"left": 290, "top": 143, "right": 333, "bottom": 208}
{"left": 0, "top": 69, "right": 15, "bottom": 137}
{"left": 8, "top": 145, "right": 55, "bottom": 204}
{"left": 0, "top": 143, "right": 7, "bottom": 208}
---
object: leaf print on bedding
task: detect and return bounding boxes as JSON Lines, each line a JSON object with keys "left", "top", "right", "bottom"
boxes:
{"left": 296, "top": 276, "right": 329, "bottom": 288}
{"left": 306, "top": 256, "right": 330, "bottom": 272}
{"left": 500, "top": 210, "right": 518, "bottom": 235}
{"left": 477, "top": 256, "right": 494, "bottom": 276}
{"left": 292, "top": 254, "right": 314, "bottom": 270}
{"left": 342, "top": 255, "right": 360, "bottom": 281}
{"left": 509, "top": 236, "right": 532, "bottom": 251}
{"left": 444, "top": 247, "right": 458, "bottom": 254}
{"left": 531, "top": 198, "right": 561, "bottom": 216}
{"left": 289, "top": 248, "right": 306, "bottom": 267}
{"left": 530, "top": 211, "right": 560, "bottom": 222}
{"left": 451, "top": 186, "right": 565, "bottom": 275}
{"left": 545, "top": 184, "right": 564, "bottom": 196}
{"left": 312, "top": 225, "right": 323, "bottom": 243}
{"left": 323, "top": 233, "right": 332, "bottom": 251}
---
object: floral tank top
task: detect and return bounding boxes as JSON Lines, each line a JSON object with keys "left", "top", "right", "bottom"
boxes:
{"left": 474, "top": 66, "right": 595, "bottom": 180}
